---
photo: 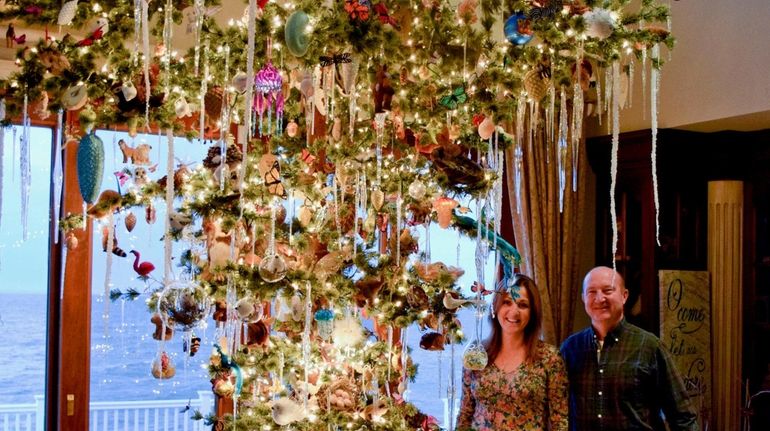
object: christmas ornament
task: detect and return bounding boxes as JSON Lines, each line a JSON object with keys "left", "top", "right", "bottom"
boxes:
{"left": 439, "top": 86, "right": 467, "bottom": 110}
{"left": 145, "top": 204, "right": 156, "bottom": 224}
{"left": 258, "top": 254, "right": 288, "bottom": 283}
{"left": 478, "top": 117, "right": 495, "bottom": 140}
{"left": 255, "top": 61, "right": 284, "bottom": 136}
{"left": 174, "top": 97, "right": 191, "bottom": 118}
{"left": 121, "top": 81, "right": 137, "bottom": 102}
{"left": 118, "top": 139, "right": 152, "bottom": 165}
{"left": 129, "top": 249, "right": 155, "bottom": 277}
{"left": 370, "top": 187, "right": 385, "bottom": 211}
{"left": 125, "top": 211, "right": 137, "bottom": 232}
{"left": 65, "top": 232, "right": 78, "bottom": 249}
{"left": 523, "top": 67, "right": 550, "bottom": 101}
{"left": 504, "top": 12, "right": 534, "bottom": 45}
{"left": 271, "top": 397, "right": 306, "bottom": 425}
{"left": 419, "top": 331, "right": 445, "bottom": 351}
{"left": 286, "top": 121, "right": 298, "bottom": 137}
{"left": 86, "top": 189, "right": 121, "bottom": 219}
{"left": 150, "top": 313, "right": 174, "bottom": 340}
{"left": 158, "top": 280, "right": 210, "bottom": 331}
{"left": 433, "top": 196, "right": 459, "bottom": 229}
{"left": 62, "top": 84, "right": 88, "bottom": 111}
{"left": 76, "top": 132, "right": 104, "bottom": 204}
{"left": 332, "top": 314, "right": 364, "bottom": 348}
{"left": 236, "top": 298, "right": 264, "bottom": 322}
{"left": 284, "top": 11, "right": 310, "bottom": 57}
{"left": 232, "top": 72, "right": 249, "bottom": 93}
{"left": 151, "top": 351, "right": 176, "bottom": 379}
{"left": 345, "top": 0, "right": 371, "bottom": 22}
{"left": 314, "top": 309, "right": 335, "bottom": 340}
{"left": 462, "top": 341, "right": 488, "bottom": 370}
{"left": 583, "top": 8, "right": 617, "bottom": 40}
{"left": 408, "top": 179, "right": 427, "bottom": 200}
{"left": 57, "top": 0, "right": 78, "bottom": 26}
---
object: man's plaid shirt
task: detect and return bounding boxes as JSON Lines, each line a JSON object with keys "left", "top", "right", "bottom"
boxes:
{"left": 560, "top": 319, "right": 699, "bottom": 430}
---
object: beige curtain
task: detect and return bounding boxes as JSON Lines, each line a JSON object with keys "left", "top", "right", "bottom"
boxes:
{"left": 504, "top": 127, "right": 587, "bottom": 345}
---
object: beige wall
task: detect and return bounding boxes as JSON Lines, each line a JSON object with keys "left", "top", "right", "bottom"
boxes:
{"left": 588, "top": 0, "right": 770, "bottom": 135}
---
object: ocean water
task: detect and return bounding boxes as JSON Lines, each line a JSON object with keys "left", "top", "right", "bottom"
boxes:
{"left": 0, "top": 292, "right": 487, "bottom": 423}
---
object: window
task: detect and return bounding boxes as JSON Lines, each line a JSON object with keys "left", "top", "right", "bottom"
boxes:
{"left": 0, "top": 126, "right": 53, "bottom": 428}
{"left": 88, "top": 130, "right": 211, "bottom": 429}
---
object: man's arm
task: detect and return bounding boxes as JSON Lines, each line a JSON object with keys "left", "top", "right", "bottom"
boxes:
{"left": 656, "top": 346, "right": 700, "bottom": 431}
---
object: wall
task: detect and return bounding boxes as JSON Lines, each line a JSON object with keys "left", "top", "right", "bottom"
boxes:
{"left": 587, "top": 0, "right": 770, "bottom": 135}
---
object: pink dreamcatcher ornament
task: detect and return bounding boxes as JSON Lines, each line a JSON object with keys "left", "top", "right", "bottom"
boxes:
{"left": 254, "top": 44, "right": 284, "bottom": 137}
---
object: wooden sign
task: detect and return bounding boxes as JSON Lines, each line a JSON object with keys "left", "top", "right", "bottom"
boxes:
{"left": 659, "top": 270, "right": 711, "bottom": 428}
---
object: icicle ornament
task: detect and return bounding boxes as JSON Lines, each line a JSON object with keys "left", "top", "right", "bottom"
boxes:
{"left": 651, "top": 44, "right": 661, "bottom": 246}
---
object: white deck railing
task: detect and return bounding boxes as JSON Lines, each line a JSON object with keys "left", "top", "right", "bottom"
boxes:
{"left": 0, "top": 391, "right": 214, "bottom": 431}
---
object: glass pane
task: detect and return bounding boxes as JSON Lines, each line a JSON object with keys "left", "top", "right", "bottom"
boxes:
{"left": 406, "top": 204, "right": 497, "bottom": 425}
{"left": 89, "top": 130, "right": 211, "bottom": 429}
{"left": 0, "top": 126, "right": 52, "bottom": 429}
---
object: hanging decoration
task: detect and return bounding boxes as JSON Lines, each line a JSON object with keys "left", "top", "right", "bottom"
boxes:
{"left": 255, "top": 55, "right": 284, "bottom": 137}
{"left": 76, "top": 132, "right": 105, "bottom": 204}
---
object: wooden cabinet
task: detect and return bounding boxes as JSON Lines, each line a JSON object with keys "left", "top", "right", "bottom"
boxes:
{"left": 587, "top": 128, "right": 770, "bottom": 393}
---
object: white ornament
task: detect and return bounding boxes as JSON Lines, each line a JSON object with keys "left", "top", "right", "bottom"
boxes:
{"left": 57, "top": 0, "right": 78, "bottom": 26}
{"left": 332, "top": 315, "right": 364, "bottom": 348}
{"left": 174, "top": 97, "right": 191, "bottom": 118}
{"left": 121, "top": 81, "right": 137, "bottom": 101}
{"left": 583, "top": 9, "right": 616, "bottom": 40}
{"left": 271, "top": 397, "right": 305, "bottom": 426}
{"left": 91, "top": 17, "right": 109, "bottom": 35}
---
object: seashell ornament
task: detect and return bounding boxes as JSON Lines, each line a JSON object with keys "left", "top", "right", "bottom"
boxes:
{"left": 121, "top": 81, "right": 137, "bottom": 102}
{"left": 125, "top": 211, "right": 137, "bottom": 232}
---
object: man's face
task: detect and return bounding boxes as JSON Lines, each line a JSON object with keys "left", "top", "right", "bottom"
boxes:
{"left": 582, "top": 268, "right": 628, "bottom": 327}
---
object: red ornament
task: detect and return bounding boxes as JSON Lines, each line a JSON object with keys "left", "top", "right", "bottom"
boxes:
{"left": 77, "top": 27, "right": 104, "bottom": 47}
{"left": 129, "top": 250, "right": 155, "bottom": 277}
{"left": 344, "top": 0, "right": 370, "bottom": 21}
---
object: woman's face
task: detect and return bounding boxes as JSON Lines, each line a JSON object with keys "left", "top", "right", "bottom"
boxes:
{"left": 496, "top": 288, "right": 531, "bottom": 337}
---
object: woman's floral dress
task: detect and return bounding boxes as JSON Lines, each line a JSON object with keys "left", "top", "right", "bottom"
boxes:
{"left": 457, "top": 341, "right": 568, "bottom": 431}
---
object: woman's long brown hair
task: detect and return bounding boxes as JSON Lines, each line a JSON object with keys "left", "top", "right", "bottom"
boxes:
{"left": 483, "top": 274, "right": 543, "bottom": 365}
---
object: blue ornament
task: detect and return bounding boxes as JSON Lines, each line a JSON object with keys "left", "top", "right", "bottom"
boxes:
{"left": 77, "top": 132, "right": 104, "bottom": 204}
{"left": 285, "top": 11, "right": 310, "bottom": 57}
{"left": 504, "top": 12, "right": 534, "bottom": 45}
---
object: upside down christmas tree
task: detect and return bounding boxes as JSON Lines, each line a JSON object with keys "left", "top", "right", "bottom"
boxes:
{"left": 0, "top": 0, "right": 674, "bottom": 429}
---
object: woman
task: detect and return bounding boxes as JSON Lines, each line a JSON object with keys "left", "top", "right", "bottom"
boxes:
{"left": 457, "top": 274, "right": 568, "bottom": 430}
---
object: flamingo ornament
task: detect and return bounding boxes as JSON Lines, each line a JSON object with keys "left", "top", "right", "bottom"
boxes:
{"left": 129, "top": 250, "right": 155, "bottom": 278}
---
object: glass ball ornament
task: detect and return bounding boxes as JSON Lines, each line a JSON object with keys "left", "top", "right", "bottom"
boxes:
{"left": 408, "top": 179, "right": 427, "bottom": 200}
{"left": 504, "top": 12, "right": 534, "bottom": 46}
{"left": 157, "top": 279, "right": 210, "bottom": 332}
{"left": 462, "top": 341, "right": 488, "bottom": 371}
{"left": 258, "top": 254, "right": 288, "bottom": 283}
{"left": 151, "top": 351, "right": 176, "bottom": 379}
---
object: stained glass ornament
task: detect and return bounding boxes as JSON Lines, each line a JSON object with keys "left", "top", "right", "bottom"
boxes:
{"left": 255, "top": 61, "right": 284, "bottom": 136}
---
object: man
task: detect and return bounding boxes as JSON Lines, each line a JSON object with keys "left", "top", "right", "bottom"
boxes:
{"left": 560, "top": 266, "right": 698, "bottom": 430}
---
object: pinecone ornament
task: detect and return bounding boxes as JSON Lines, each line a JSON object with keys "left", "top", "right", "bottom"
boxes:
{"left": 76, "top": 132, "right": 105, "bottom": 204}
{"left": 523, "top": 68, "right": 550, "bottom": 102}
